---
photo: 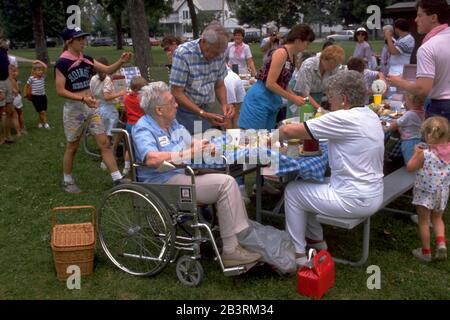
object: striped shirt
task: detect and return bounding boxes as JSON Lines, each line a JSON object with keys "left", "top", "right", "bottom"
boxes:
{"left": 27, "top": 75, "right": 46, "bottom": 95}
{"left": 169, "top": 39, "right": 227, "bottom": 105}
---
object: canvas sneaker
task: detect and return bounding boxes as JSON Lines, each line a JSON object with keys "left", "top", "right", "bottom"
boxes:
{"left": 43, "top": 123, "right": 51, "bottom": 129}
{"left": 38, "top": 123, "right": 44, "bottom": 129}
{"left": 63, "top": 181, "right": 82, "bottom": 194}
{"left": 434, "top": 243, "right": 447, "bottom": 261}
{"left": 221, "top": 246, "right": 261, "bottom": 267}
{"left": 412, "top": 248, "right": 431, "bottom": 262}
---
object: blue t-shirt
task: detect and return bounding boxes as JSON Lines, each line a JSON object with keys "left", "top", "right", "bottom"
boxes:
{"left": 54, "top": 55, "right": 94, "bottom": 92}
{"left": 132, "top": 115, "right": 192, "bottom": 184}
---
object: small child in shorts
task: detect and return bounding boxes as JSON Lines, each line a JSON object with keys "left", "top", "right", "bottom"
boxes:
{"left": 27, "top": 60, "right": 50, "bottom": 129}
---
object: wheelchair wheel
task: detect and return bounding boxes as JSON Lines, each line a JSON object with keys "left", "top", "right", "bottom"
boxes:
{"left": 176, "top": 256, "right": 204, "bottom": 287}
{"left": 98, "top": 183, "right": 175, "bottom": 276}
{"left": 82, "top": 129, "right": 101, "bottom": 158}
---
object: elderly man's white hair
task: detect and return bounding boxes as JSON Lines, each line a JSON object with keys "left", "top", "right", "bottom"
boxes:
{"left": 201, "top": 21, "right": 229, "bottom": 49}
{"left": 139, "top": 81, "right": 170, "bottom": 115}
{"left": 382, "top": 25, "right": 394, "bottom": 33}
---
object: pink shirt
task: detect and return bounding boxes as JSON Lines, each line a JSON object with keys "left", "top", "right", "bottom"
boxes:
{"left": 416, "top": 27, "right": 450, "bottom": 100}
{"left": 225, "top": 42, "right": 252, "bottom": 75}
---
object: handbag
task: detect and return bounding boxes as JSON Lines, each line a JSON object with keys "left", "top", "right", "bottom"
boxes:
{"left": 297, "top": 249, "right": 335, "bottom": 299}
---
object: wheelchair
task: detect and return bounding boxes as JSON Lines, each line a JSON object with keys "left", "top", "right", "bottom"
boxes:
{"left": 97, "top": 128, "right": 256, "bottom": 286}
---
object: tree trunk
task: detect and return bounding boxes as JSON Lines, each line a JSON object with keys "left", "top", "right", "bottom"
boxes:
{"left": 115, "top": 15, "right": 123, "bottom": 50}
{"left": 127, "top": 0, "right": 152, "bottom": 80}
{"left": 187, "top": 0, "right": 199, "bottom": 39}
{"left": 31, "top": 0, "right": 49, "bottom": 65}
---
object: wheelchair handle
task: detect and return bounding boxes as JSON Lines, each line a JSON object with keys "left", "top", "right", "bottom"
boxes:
{"left": 185, "top": 166, "right": 196, "bottom": 185}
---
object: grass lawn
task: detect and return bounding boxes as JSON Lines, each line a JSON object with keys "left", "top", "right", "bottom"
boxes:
{"left": 1, "top": 42, "right": 449, "bottom": 300}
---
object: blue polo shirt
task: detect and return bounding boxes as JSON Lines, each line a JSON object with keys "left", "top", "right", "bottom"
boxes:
{"left": 132, "top": 114, "right": 192, "bottom": 184}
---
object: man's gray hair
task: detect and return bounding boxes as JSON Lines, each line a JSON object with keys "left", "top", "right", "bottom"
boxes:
{"left": 139, "top": 81, "right": 170, "bottom": 115}
{"left": 382, "top": 24, "right": 394, "bottom": 33}
{"left": 201, "top": 22, "right": 229, "bottom": 49}
{"left": 326, "top": 70, "right": 367, "bottom": 107}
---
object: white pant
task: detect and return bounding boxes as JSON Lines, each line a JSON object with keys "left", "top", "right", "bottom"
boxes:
{"left": 166, "top": 173, "right": 249, "bottom": 238}
{"left": 285, "top": 178, "right": 383, "bottom": 253}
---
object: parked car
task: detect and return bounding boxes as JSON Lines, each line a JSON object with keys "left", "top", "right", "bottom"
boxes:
{"left": 91, "top": 37, "right": 114, "bottom": 47}
{"left": 243, "top": 32, "right": 261, "bottom": 44}
{"left": 326, "top": 30, "right": 354, "bottom": 42}
{"left": 149, "top": 37, "right": 161, "bottom": 46}
{"left": 123, "top": 38, "right": 133, "bottom": 46}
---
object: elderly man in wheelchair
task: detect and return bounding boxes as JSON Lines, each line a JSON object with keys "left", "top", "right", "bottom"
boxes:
{"left": 98, "top": 81, "right": 261, "bottom": 286}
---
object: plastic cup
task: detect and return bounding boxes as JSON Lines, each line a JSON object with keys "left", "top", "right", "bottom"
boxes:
{"left": 373, "top": 94, "right": 382, "bottom": 105}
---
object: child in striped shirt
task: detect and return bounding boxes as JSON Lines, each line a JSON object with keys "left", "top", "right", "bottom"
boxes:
{"left": 27, "top": 60, "right": 49, "bottom": 129}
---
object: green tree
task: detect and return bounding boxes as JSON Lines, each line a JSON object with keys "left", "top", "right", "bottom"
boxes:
{"left": 336, "top": 0, "right": 393, "bottom": 26}
{"left": 302, "top": 0, "right": 341, "bottom": 38}
{"left": 236, "top": 0, "right": 303, "bottom": 29}
{"left": 98, "top": 0, "right": 126, "bottom": 49}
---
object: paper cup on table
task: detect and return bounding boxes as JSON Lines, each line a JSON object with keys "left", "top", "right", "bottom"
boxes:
{"left": 373, "top": 94, "right": 382, "bottom": 105}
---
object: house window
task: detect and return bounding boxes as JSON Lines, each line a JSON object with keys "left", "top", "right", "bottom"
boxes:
{"left": 183, "top": 10, "right": 189, "bottom": 20}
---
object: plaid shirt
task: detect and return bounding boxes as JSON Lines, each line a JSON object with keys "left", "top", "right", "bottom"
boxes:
{"left": 169, "top": 39, "right": 227, "bottom": 105}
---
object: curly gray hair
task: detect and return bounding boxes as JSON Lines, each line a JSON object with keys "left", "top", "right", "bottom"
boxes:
{"left": 139, "top": 81, "right": 170, "bottom": 115}
{"left": 326, "top": 70, "right": 367, "bottom": 107}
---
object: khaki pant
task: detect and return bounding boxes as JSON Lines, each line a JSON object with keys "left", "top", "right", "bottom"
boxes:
{"left": 166, "top": 173, "right": 249, "bottom": 238}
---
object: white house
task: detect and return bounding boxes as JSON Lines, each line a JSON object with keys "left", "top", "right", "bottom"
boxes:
{"left": 159, "top": 0, "right": 233, "bottom": 36}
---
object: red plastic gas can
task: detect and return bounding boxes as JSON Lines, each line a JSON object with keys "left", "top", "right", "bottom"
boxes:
{"left": 297, "top": 250, "right": 335, "bottom": 299}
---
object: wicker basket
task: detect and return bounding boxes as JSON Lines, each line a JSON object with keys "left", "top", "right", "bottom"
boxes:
{"left": 51, "top": 206, "right": 96, "bottom": 280}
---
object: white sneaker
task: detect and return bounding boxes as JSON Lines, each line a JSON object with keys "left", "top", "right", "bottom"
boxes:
{"left": 100, "top": 162, "right": 107, "bottom": 171}
{"left": 43, "top": 123, "right": 51, "bottom": 129}
{"left": 412, "top": 248, "right": 431, "bottom": 262}
{"left": 239, "top": 185, "right": 250, "bottom": 205}
{"left": 38, "top": 123, "right": 44, "bottom": 129}
{"left": 434, "top": 243, "right": 447, "bottom": 261}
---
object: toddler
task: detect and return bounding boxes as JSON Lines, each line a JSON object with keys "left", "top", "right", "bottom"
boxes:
{"left": 27, "top": 60, "right": 49, "bottom": 129}
{"left": 386, "top": 92, "right": 425, "bottom": 164}
{"left": 407, "top": 116, "right": 450, "bottom": 261}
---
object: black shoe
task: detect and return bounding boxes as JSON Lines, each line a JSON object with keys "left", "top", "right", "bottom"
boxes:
{"left": 113, "top": 178, "right": 132, "bottom": 186}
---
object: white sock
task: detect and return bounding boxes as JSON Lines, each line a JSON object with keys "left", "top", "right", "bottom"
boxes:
{"left": 111, "top": 171, "right": 122, "bottom": 181}
{"left": 63, "top": 173, "right": 74, "bottom": 183}
{"left": 124, "top": 161, "right": 130, "bottom": 169}
{"left": 222, "top": 235, "right": 239, "bottom": 253}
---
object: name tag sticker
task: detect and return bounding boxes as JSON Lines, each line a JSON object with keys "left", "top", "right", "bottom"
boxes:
{"left": 285, "top": 61, "right": 291, "bottom": 69}
{"left": 159, "top": 136, "right": 170, "bottom": 147}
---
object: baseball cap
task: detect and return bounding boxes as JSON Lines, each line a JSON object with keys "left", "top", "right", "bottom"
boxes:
{"left": 62, "top": 27, "right": 90, "bottom": 41}
{"left": 356, "top": 27, "right": 368, "bottom": 34}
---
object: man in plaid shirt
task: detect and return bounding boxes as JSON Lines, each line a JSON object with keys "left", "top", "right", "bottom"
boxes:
{"left": 170, "top": 23, "right": 234, "bottom": 134}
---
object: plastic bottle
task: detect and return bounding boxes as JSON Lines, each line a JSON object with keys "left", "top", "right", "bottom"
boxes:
{"left": 299, "top": 97, "right": 316, "bottom": 122}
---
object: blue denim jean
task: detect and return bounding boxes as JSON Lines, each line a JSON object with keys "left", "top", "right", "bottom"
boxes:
{"left": 401, "top": 138, "right": 421, "bottom": 164}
